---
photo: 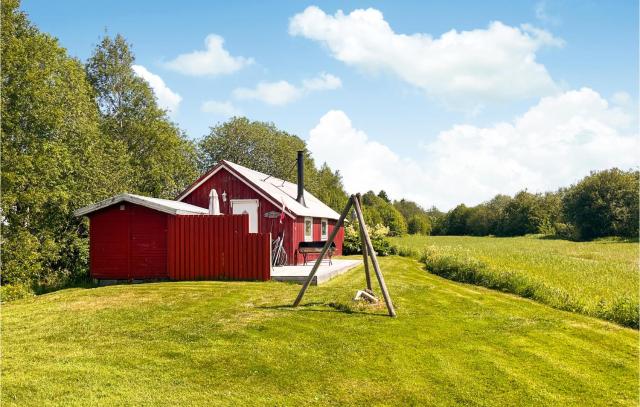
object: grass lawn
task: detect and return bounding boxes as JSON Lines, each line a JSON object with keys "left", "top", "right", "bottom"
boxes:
{"left": 2, "top": 256, "right": 638, "bottom": 406}
{"left": 390, "top": 235, "right": 639, "bottom": 328}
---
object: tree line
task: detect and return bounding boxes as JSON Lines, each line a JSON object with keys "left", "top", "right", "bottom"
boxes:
{"left": 353, "top": 167, "right": 638, "bottom": 242}
{"left": 429, "top": 168, "right": 638, "bottom": 240}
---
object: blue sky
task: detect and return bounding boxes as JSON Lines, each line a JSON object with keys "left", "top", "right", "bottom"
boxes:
{"left": 22, "top": 0, "right": 639, "bottom": 209}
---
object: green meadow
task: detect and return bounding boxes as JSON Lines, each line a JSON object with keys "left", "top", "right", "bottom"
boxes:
{"left": 390, "top": 235, "right": 639, "bottom": 328}
{"left": 3, "top": 256, "right": 638, "bottom": 406}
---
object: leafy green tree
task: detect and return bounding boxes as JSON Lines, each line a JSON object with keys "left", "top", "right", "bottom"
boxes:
{"left": 562, "top": 168, "right": 639, "bottom": 239}
{"left": 499, "top": 191, "right": 547, "bottom": 236}
{"left": 378, "top": 204, "right": 407, "bottom": 236}
{"left": 394, "top": 199, "right": 431, "bottom": 235}
{"left": 426, "top": 206, "right": 446, "bottom": 235}
{"left": 361, "top": 191, "right": 385, "bottom": 227}
{"left": 198, "top": 117, "right": 308, "bottom": 179}
{"left": 86, "top": 34, "right": 198, "bottom": 198}
{"left": 407, "top": 215, "right": 432, "bottom": 235}
{"left": 394, "top": 199, "right": 425, "bottom": 219}
{"left": 377, "top": 190, "right": 390, "bottom": 203}
{"left": 1, "top": 0, "right": 129, "bottom": 290}
{"left": 199, "top": 118, "right": 352, "bottom": 214}
{"left": 465, "top": 205, "right": 493, "bottom": 236}
{"left": 441, "top": 204, "right": 471, "bottom": 235}
{"left": 314, "top": 163, "right": 349, "bottom": 212}
{"left": 484, "top": 194, "right": 512, "bottom": 235}
{"left": 463, "top": 195, "right": 512, "bottom": 236}
{"left": 198, "top": 117, "right": 349, "bottom": 211}
{"left": 538, "top": 191, "right": 564, "bottom": 235}
{"left": 360, "top": 191, "right": 407, "bottom": 236}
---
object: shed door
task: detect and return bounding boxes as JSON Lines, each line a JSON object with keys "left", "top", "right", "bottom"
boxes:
{"left": 231, "top": 199, "right": 259, "bottom": 233}
{"left": 129, "top": 205, "right": 167, "bottom": 279}
{"left": 90, "top": 204, "right": 130, "bottom": 279}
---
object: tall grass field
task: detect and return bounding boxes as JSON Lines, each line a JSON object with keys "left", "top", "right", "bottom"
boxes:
{"left": 390, "top": 235, "right": 639, "bottom": 328}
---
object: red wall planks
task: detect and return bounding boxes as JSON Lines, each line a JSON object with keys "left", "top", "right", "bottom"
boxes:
{"left": 179, "top": 166, "right": 344, "bottom": 266}
{"left": 290, "top": 217, "right": 344, "bottom": 265}
{"left": 90, "top": 204, "right": 130, "bottom": 279}
{"left": 89, "top": 203, "right": 168, "bottom": 280}
{"left": 90, "top": 205, "right": 271, "bottom": 281}
{"left": 167, "top": 214, "right": 271, "bottom": 281}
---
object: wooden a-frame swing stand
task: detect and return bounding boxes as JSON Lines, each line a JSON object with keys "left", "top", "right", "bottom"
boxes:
{"left": 293, "top": 193, "right": 397, "bottom": 317}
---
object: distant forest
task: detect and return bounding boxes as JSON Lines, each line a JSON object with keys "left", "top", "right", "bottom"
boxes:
{"left": 2, "top": 0, "right": 638, "bottom": 298}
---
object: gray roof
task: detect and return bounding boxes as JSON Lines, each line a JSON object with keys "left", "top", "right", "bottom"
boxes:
{"left": 74, "top": 193, "right": 210, "bottom": 217}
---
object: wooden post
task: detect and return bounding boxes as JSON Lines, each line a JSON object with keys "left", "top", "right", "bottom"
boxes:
{"left": 293, "top": 197, "right": 353, "bottom": 307}
{"left": 353, "top": 194, "right": 396, "bottom": 317}
{"left": 358, "top": 195, "right": 372, "bottom": 292}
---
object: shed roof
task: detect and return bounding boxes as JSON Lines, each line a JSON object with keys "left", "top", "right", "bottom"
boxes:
{"left": 176, "top": 160, "right": 341, "bottom": 220}
{"left": 74, "top": 193, "right": 210, "bottom": 217}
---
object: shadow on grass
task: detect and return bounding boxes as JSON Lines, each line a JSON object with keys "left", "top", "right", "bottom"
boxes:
{"left": 537, "top": 234, "right": 639, "bottom": 243}
{"left": 257, "top": 301, "right": 389, "bottom": 317}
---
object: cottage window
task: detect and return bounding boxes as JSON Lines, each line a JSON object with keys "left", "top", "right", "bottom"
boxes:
{"left": 321, "top": 218, "right": 328, "bottom": 240}
{"left": 304, "top": 217, "right": 313, "bottom": 242}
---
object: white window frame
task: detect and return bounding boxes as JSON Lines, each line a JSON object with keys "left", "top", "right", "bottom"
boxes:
{"left": 320, "top": 218, "right": 328, "bottom": 240}
{"left": 304, "top": 217, "right": 313, "bottom": 242}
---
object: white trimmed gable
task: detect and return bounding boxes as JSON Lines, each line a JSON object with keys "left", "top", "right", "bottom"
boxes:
{"left": 177, "top": 160, "right": 341, "bottom": 220}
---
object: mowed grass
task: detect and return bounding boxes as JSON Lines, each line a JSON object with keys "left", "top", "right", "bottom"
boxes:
{"left": 3, "top": 256, "right": 638, "bottom": 406}
{"left": 390, "top": 235, "right": 639, "bottom": 328}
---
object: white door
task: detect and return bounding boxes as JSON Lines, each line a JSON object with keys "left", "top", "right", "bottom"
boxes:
{"left": 231, "top": 199, "right": 259, "bottom": 233}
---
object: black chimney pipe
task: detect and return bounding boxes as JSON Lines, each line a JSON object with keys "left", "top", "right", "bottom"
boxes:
{"left": 296, "top": 150, "right": 306, "bottom": 206}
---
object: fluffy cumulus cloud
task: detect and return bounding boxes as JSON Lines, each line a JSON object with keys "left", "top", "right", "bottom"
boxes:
{"left": 200, "top": 100, "right": 242, "bottom": 117}
{"left": 233, "top": 73, "right": 341, "bottom": 106}
{"left": 290, "top": 6, "right": 562, "bottom": 108}
{"left": 165, "top": 34, "right": 253, "bottom": 76}
{"left": 132, "top": 65, "right": 182, "bottom": 115}
{"left": 308, "top": 88, "right": 638, "bottom": 210}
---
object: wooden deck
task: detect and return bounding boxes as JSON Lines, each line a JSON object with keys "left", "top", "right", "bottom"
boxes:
{"left": 271, "top": 259, "right": 362, "bottom": 285}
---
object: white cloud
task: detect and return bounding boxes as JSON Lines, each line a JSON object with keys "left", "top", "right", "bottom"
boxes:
{"left": 165, "top": 34, "right": 253, "bottom": 76}
{"left": 233, "top": 73, "right": 341, "bottom": 106}
{"left": 302, "top": 72, "right": 342, "bottom": 91}
{"left": 233, "top": 80, "right": 302, "bottom": 106}
{"left": 132, "top": 65, "right": 182, "bottom": 116}
{"left": 201, "top": 100, "right": 242, "bottom": 117}
{"left": 535, "top": 0, "right": 562, "bottom": 26}
{"left": 611, "top": 91, "right": 632, "bottom": 107}
{"left": 290, "top": 6, "right": 562, "bottom": 108}
{"left": 308, "top": 88, "right": 638, "bottom": 210}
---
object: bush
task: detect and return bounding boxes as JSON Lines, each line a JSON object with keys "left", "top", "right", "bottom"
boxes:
{"left": 553, "top": 223, "right": 579, "bottom": 241}
{"left": 0, "top": 283, "right": 34, "bottom": 302}
{"left": 394, "top": 246, "right": 421, "bottom": 258}
{"left": 342, "top": 223, "right": 393, "bottom": 256}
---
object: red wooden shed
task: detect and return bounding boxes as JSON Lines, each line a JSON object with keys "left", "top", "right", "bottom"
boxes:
{"left": 75, "top": 194, "right": 273, "bottom": 281}
{"left": 176, "top": 154, "right": 344, "bottom": 265}
{"left": 74, "top": 194, "right": 209, "bottom": 280}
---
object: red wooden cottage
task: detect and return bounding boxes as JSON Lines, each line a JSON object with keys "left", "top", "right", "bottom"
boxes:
{"left": 175, "top": 152, "right": 343, "bottom": 265}
{"left": 75, "top": 152, "right": 344, "bottom": 282}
